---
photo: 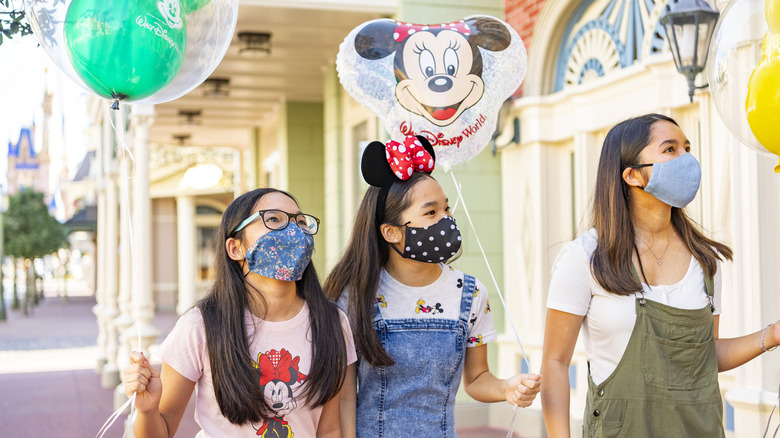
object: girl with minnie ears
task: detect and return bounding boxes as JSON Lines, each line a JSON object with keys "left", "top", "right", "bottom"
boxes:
{"left": 123, "top": 188, "right": 357, "bottom": 437}
{"left": 324, "top": 135, "right": 541, "bottom": 437}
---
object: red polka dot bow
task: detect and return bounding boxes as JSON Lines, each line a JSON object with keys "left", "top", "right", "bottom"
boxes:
{"left": 385, "top": 135, "right": 435, "bottom": 180}
{"left": 393, "top": 20, "right": 471, "bottom": 42}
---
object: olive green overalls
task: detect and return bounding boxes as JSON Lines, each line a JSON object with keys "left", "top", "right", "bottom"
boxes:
{"left": 583, "top": 269, "right": 724, "bottom": 437}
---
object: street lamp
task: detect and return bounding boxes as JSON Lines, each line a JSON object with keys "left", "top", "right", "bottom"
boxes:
{"left": 660, "top": 0, "right": 720, "bottom": 102}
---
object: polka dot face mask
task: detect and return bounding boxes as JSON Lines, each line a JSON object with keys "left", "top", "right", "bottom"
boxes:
{"left": 395, "top": 215, "right": 462, "bottom": 263}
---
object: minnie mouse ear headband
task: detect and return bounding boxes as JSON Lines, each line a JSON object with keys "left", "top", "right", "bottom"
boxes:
{"left": 361, "top": 135, "right": 436, "bottom": 226}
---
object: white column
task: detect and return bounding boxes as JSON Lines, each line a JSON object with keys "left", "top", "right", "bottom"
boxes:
{"left": 100, "top": 171, "right": 120, "bottom": 388}
{"left": 176, "top": 195, "right": 196, "bottom": 315}
{"left": 113, "top": 106, "right": 136, "bottom": 410}
{"left": 233, "top": 149, "right": 242, "bottom": 199}
{"left": 92, "top": 123, "right": 107, "bottom": 373}
{"left": 724, "top": 134, "right": 780, "bottom": 436}
{"left": 573, "top": 131, "right": 599, "bottom": 229}
{"left": 123, "top": 103, "right": 160, "bottom": 353}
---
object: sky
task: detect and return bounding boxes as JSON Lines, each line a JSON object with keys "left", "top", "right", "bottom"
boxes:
{"left": 0, "top": 25, "right": 90, "bottom": 192}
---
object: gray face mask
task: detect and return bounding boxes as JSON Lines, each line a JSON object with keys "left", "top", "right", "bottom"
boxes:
{"left": 639, "top": 153, "right": 702, "bottom": 208}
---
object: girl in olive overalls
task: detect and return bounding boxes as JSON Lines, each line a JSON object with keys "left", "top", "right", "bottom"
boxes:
{"left": 324, "top": 136, "right": 541, "bottom": 437}
{"left": 540, "top": 114, "right": 780, "bottom": 437}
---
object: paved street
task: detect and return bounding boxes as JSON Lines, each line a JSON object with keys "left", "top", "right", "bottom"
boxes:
{"left": 0, "top": 285, "right": 199, "bottom": 438}
{"left": 0, "top": 285, "right": 519, "bottom": 437}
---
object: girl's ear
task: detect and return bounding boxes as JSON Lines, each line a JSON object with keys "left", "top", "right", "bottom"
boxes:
{"left": 225, "top": 237, "right": 245, "bottom": 261}
{"left": 622, "top": 166, "right": 648, "bottom": 188}
{"left": 379, "top": 223, "right": 404, "bottom": 244}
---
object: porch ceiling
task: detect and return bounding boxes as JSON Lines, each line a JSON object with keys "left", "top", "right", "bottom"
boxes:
{"left": 150, "top": 1, "right": 395, "bottom": 149}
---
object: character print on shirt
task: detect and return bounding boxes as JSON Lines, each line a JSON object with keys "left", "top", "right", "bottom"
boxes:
{"left": 415, "top": 298, "right": 443, "bottom": 314}
{"left": 252, "top": 348, "right": 308, "bottom": 437}
{"left": 473, "top": 284, "right": 480, "bottom": 298}
{"left": 467, "top": 334, "right": 484, "bottom": 346}
{"left": 469, "top": 313, "right": 477, "bottom": 325}
{"left": 456, "top": 278, "right": 463, "bottom": 288}
{"left": 485, "top": 298, "right": 491, "bottom": 314}
{"left": 377, "top": 294, "right": 388, "bottom": 308}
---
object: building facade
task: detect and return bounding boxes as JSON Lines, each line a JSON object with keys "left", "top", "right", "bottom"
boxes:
{"left": 497, "top": 0, "right": 780, "bottom": 436}
{"left": 83, "top": 0, "right": 779, "bottom": 435}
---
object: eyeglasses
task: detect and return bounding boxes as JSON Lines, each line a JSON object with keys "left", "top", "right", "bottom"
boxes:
{"left": 232, "top": 209, "right": 320, "bottom": 235}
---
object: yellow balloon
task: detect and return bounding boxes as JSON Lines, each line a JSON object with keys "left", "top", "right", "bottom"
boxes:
{"left": 746, "top": 33, "right": 780, "bottom": 171}
{"left": 768, "top": 0, "right": 780, "bottom": 33}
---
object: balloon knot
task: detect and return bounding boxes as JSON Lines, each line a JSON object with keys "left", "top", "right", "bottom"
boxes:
{"left": 110, "top": 100, "right": 120, "bottom": 111}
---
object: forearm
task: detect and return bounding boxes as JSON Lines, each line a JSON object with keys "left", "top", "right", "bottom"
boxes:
{"left": 133, "top": 408, "right": 172, "bottom": 438}
{"left": 716, "top": 327, "right": 777, "bottom": 372}
{"left": 463, "top": 369, "right": 507, "bottom": 403}
{"left": 541, "top": 360, "right": 572, "bottom": 438}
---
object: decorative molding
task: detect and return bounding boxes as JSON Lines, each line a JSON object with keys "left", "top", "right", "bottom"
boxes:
{"left": 149, "top": 144, "right": 236, "bottom": 189}
{"left": 555, "top": 0, "right": 671, "bottom": 91}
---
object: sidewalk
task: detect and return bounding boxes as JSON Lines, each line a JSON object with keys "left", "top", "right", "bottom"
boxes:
{"left": 0, "top": 288, "right": 518, "bottom": 438}
{"left": 0, "top": 289, "right": 197, "bottom": 438}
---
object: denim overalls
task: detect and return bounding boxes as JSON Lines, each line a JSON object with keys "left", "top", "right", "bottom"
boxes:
{"left": 356, "top": 274, "right": 476, "bottom": 437}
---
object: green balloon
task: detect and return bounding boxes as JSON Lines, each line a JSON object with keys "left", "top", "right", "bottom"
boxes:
{"left": 64, "top": 0, "right": 187, "bottom": 102}
{"left": 182, "top": 0, "right": 211, "bottom": 14}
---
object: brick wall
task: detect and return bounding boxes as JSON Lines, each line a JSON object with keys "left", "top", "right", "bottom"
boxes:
{"left": 505, "top": 0, "right": 547, "bottom": 96}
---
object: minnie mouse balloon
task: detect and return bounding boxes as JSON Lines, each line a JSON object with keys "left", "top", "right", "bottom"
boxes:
{"left": 24, "top": 0, "right": 238, "bottom": 105}
{"left": 337, "top": 16, "right": 527, "bottom": 170}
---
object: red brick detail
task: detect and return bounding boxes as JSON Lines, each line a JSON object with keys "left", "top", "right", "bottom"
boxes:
{"left": 505, "top": 0, "right": 547, "bottom": 97}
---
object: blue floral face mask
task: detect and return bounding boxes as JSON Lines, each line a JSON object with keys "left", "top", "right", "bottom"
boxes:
{"left": 244, "top": 224, "right": 314, "bottom": 281}
{"left": 634, "top": 153, "right": 701, "bottom": 208}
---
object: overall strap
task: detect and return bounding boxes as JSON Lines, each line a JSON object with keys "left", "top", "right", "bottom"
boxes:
{"left": 703, "top": 267, "right": 715, "bottom": 313}
{"left": 703, "top": 270, "right": 714, "bottom": 297}
{"left": 459, "top": 274, "right": 476, "bottom": 324}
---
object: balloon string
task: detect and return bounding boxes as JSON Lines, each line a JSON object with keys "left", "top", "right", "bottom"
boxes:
{"left": 449, "top": 170, "right": 532, "bottom": 371}
{"left": 763, "top": 381, "right": 780, "bottom": 438}
{"left": 99, "top": 103, "right": 142, "bottom": 437}
{"left": 448, "top": 170, "right": 531, "bottom": 438}
{"left": 451, "top": 179, "right": 462, "bottom": 215}
{"left": 95, "top": 393, "right": 135, "bottom": 438}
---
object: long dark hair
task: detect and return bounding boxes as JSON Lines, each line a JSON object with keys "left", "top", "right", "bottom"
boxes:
{"left": 197, "top": 188, "right": 348, "bottom": 425}
{"left": 591, "top": 113, "right": 733, "bottom": 295}
{"left": 324, "top": 172, "right": 433, "bottom": 366}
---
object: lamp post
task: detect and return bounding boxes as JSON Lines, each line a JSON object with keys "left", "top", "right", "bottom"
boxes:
{"left": 660, "top": 0, "right": 720, "bottom": 102}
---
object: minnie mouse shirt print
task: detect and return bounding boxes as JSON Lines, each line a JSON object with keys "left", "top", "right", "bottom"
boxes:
{"left": 338, "top": 264, "right": 496, "bottom": 347}
{"left": 160, "top": 304, "right": 357, "bottom": 438}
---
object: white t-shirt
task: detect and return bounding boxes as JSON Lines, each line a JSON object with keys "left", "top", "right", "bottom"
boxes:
{"left": 337, "top": 264, "right": 497, "bottom": 347}
{"left": 546, "top": 228, "right": 722, "bottom": 385}
{"left": 161, "top": 303, "right": 357, "bottom": 438}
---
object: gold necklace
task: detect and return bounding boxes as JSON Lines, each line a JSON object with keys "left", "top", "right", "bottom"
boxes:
{"left": 638, "top": 229, "right": 671, "bottom": 265}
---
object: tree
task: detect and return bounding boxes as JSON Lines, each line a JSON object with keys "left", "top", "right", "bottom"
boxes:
{"left": 3, "top": 190, "right": 69, "bottom": 315}
{"left": 0, "top": 0, "right": 32, "bottom": 46}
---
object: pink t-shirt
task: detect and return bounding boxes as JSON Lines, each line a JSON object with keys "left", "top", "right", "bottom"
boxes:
{"left": 161, "top": 302, "right": 357, "bottom": 438}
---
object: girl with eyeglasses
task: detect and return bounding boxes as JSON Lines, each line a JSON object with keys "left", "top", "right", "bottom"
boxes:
{"left": 324, "top": 135, "right": 541, "bottom": 437}
{"left": 541, "top": 114, "right": 779, "bottom": 437}
{"left": 124, "top": 188, "right": 356, "bottom": 437}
